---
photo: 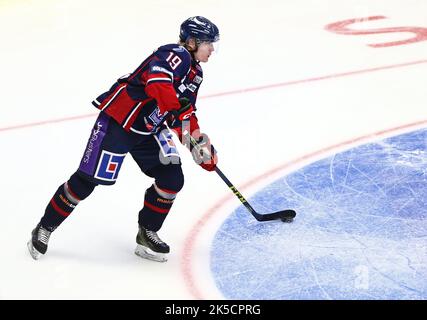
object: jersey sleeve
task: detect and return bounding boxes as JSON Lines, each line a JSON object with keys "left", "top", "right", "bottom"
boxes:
{"left": 142, "top": 46, "right": 191, "bottom": 114}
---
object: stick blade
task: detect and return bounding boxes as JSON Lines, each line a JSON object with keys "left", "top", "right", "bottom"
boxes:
{"left": 255, "top": 209, "right": 296, "bottom": 222}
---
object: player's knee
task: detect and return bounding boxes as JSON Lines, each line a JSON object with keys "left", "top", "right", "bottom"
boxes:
{"left": 67, "top": 171, "right": 98, "bottom": 200}
{"left": 169, "top": 167, "right": 185, "bottom": 193}
{"left": 154, "top": 164, "right": 185, "bottom": 195}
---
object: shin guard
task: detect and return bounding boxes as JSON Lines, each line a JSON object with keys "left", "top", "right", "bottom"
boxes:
{"left": 138, "top": 184, "right": 177, "bottom": 232}
{"left": 40, "top": 173, "right": 97, "bottom": 231}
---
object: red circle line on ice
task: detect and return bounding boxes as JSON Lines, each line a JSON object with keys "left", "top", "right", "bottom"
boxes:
{"left": 180, "top": 118, "right": 427, "bottom": 299}
{"left": 1, "top": 58, "right": 426, "bottom": 298}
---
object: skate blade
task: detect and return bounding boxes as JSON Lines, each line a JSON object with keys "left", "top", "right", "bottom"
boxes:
{"left": 135, "top": 244, "right": 168, "bottom": 262}
{"left": 27, "top": 240, "right": 42, "bottom": 260}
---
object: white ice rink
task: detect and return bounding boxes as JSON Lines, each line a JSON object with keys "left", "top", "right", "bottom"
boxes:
{"left": 1, "top": 0, "right": 426, "bottom": 299}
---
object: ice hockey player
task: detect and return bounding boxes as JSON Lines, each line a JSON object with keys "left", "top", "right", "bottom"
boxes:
{"left": 27, "top": 16, "right": 220, "bottom": 262}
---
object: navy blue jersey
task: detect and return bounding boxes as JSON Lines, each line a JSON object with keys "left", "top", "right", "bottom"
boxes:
{"left": 92, "top": 44, "right": 203, "bottom": 133}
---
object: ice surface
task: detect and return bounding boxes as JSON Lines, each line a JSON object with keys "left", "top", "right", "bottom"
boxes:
{"left": 1, "top": 0, "right": 426, "bottom": 299}
{"left": 211, "top": 129, "right": 427, "bottom": 299}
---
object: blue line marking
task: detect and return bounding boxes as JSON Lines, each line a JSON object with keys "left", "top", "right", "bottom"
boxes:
{"left": 211, "top": 128, "right": 427, "bottom": 299}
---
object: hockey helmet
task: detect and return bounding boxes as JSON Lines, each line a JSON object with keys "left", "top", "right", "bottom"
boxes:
{"left": 179, "top": 16, "right": 220, "bottom": 43}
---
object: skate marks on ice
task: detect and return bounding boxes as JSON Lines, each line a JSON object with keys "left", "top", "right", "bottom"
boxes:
{"left": 211, "top": 129, "right": 427, "bottom": 299}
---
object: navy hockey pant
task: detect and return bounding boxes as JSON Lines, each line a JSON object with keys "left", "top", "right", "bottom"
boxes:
{"left": 40, "top": 112, "right": 184, "bottom": 231}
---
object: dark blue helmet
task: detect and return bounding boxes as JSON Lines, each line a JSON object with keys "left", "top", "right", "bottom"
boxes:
{"left": 179, "top": 16, "right": 220, "bottom": 43}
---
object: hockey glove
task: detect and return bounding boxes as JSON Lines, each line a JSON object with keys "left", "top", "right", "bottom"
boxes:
{"left": 170, "top": 97, "right": 195, "bottom": 122}
{"left": 188, "top": 133, "right": 218, "bottom": 172}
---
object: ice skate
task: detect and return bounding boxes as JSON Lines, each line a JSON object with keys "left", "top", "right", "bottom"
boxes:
{"left": 27, "top": 223, "right": 52, "bottom": 260}
{"left": 135, "top": 226, "right": 170, "bottom": 262}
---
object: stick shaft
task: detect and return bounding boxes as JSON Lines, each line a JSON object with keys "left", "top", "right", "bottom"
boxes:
{"left": 182, "top": 132, "right": 296, "bottom": 221}
{"left": 183, "top": 132, "right": 262, "bottom": 219}
{"left": 214, "top": 167, "right": 259, "bottom": 217}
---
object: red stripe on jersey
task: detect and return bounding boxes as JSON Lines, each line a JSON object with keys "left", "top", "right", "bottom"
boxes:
{"left": 50, "top": 198, "right": 71, "bottom": 217}
{"left": 122, "top": 98, "right": 151, "bottom": 131}
{"left": 146, "top": 72, "right": 172, "bottom": 83}
{"left": 144, "top": 201, "right": 170, "bottom": 214}
{"left": 102, "top": 89, "right": 139, "bottom": 125}
{"left": 95, "top": 84, "right": 127, "bottom": 112}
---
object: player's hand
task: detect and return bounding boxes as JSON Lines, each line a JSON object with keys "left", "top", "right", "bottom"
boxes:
{"left": 170, "top": 97, "right": 194, "bottom": 121}
{"left": 190, "top": 133, "right": 218, "bottom": 172}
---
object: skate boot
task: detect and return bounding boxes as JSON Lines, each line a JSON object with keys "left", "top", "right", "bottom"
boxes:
{"left": 135, "top": 226, "right": 170, "bottom": 262}
{"left": 27, "top": 223, "right": 52, "bottom": 260}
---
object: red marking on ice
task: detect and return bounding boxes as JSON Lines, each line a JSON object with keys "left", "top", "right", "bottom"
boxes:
{"left": 1, "top": 55, "right": 426, "bottom": 299}
{"left": 325, "top": 16, "right": 427, "bottom": 47}
{"left": 181, "top": 118, "right": 427, "bottom": 299}
{"left": 1, "top": 60, "right": 427, "bottom": 132}
{"left": 200, "top": 60, "right": 427, "bottom": 99}
{"left": 0, "top": 113, "right": 96, "bottom": 132}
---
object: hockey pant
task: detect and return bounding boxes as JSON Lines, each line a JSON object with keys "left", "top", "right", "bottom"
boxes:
{"left": 39, "top": 112, "right": 184, "bottom": 231}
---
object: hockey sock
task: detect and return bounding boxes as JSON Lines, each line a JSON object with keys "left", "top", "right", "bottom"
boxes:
{"left": 40, "top": 172, "right": 97, "bottom": 231}
{"left": 138, "top": 184, "right": 177, "bottom": 232}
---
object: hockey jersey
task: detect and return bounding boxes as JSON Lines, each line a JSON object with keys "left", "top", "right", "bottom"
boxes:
{"left": 92, "top": 44, "right": 202, "bottom": 135}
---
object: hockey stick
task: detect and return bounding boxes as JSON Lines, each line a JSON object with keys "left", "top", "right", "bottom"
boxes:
{"left": 183, "top": 132, "right": 297, "bottom": 222}
{"left": 214, "top": 167, "right": 296, "bottom": 222}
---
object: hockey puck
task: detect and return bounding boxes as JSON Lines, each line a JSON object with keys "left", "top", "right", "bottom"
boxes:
{"left": 281, "top": 217, "right": 294, "bottom": 223}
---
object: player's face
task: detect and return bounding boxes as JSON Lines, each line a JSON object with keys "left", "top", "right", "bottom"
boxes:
{"left": 194, "top": 41, "right": 215, "bottom": 62}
